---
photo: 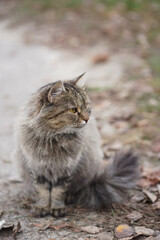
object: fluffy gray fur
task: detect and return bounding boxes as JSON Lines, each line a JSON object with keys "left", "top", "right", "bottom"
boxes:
{"left": 14, "top": 74, "right": 139, "bottom": 217}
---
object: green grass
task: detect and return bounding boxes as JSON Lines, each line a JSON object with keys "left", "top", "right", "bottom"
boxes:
{"left": 149, "top": 55, "right": 160, "bottom": 78}
{"left": 137, "top": 93, "right": 160, "bottom": 113}
{"left": 19, "top": 0, "right": 83, "bottom": 11}
{"left": 97, "top": 0, "right": 160, "bottom": 11}
{"left": 141, "top": 134, "right": 151, "bottom": 141}
{"left": 17, "top": 0, "right": 160, "bottom": 12}
{"left": 87, "top": 87, "right": 110, "bottom": 92}
{"left": 151, "top": 78, "right": 160, "bottom": 91}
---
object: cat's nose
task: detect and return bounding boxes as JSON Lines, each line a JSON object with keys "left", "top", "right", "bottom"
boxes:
{"left": 83, "top": 116, "right": 89, "bottom": 123}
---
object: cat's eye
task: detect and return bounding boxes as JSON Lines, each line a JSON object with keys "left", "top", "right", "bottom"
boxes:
{"left": 70, "top": 108, "right": 78, "bottom": 114}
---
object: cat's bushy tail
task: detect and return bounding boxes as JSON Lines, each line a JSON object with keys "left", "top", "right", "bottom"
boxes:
{"left": 74, "top": 151, "right": 139, "bottom": 208}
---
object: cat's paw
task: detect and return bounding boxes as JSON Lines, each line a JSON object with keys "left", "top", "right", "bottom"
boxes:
{"left": 51, "top": 207, "right": 66, "bottom": 217}
{"left": 32, "top": 206, "right": 50, "bottom": 217}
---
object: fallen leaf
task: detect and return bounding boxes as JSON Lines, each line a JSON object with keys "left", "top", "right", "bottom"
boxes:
{"left": 153, "top": 142, "right": 160, "bottom": 153}
{"left": 0, "top": 221, "right": 14, "bottom": 232}
{"left": 152, "top": 200, "right": 160, "bottom": 209}
{"left": 143, "top": 189, "right": 157, "bottom": 203}
{"left": 144, "top": 237, "right": 155, "bottom": 240}
{"left": 81, "top": 226, "right": 102, "bottom": 234}
{"left": 113, "top": 121, "right": 129, "bottom": 130}
{"left": 108, "top": 142, "right": 123, "bottom": 151}
{"left": 142, "top": 170, "right": 160, "bottom": 186}
{"left": 135, "top": 226, "right": 154, "bottom": 236}
{"left": 0, "top": 210, "right": 3, "bottom": 218}
{"left": 131, "top": 191, "right": 146, "bottom": 202}
{"left": 127, "top": 211, "right": 143, "bottom": 222}
{"left": 33, "top": 222, "right": 69, "bottom": 231}
{"left": 97, "top": 231, "right": 113, "bottom": 240}
{"left": 115, "top": 224, "right": 134, "bottom": 239}
{"left": 136, "top": 119, "right": 149, "bottom": 127}
{"left": 13, "top": 222, "right": 21, "bottom": 236}
{"left": 110, "top": 112, "right": 134, "bottom": 123}
{"left": 0, "top": 221, "right": 14, "bottom": 239}
{"left": 91, "top": 54, "right": 109, "bottom": 64}
{"left": 49, "top": 223, "right": 69, "bottom": 231}
{"left": 0, "top": 220, "right": 5, "bottom": 230}
{"left": 32, "top": 223, "right": 45, "bottom": 228}
{"left": 137, "top": 178, "right": 153, "bottom": 188}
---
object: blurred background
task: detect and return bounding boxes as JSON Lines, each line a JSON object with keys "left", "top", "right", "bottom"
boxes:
{"left": 0, "top": 0, "right": 160, "bottom": 238}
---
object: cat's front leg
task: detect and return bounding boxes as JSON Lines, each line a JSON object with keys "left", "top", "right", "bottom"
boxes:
{"left": 50, "top": 177, "right": 70, "bottom": 217}
{"left": 33, "top": 176, "right": 51, "bottom": 217}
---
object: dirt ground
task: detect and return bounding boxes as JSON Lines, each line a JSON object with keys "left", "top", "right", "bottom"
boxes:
{"left": 0, "top": 1, "right": 160, "bottom": 239}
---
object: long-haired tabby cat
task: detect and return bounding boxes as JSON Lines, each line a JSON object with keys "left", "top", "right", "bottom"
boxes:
{"left": 15, "top": 73, "right": 139, "bottom": 217}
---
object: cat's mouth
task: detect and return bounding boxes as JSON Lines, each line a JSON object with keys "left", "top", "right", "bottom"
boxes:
{"left": 77, "top": 121, "right": 88, "bottom": 128}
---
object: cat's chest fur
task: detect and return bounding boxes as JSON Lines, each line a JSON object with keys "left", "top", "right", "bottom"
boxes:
{"left": 20, "top": 126, "right": 83, "bottom": 181}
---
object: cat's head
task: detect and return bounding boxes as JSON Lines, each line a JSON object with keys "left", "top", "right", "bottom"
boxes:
{"left": 32, "top": 73, "right": 91, "bottom": 134}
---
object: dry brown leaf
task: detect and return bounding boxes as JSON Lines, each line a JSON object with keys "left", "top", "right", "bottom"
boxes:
{"left": 49, "top": 223, "right": 69, "bottom": 231}
{"left": 131, "top": 191, "right": 146, "bottom": 202}
{"left": 0, "top": 221, "right": 14, "bottom": 239}
{"left": 127, "top": 211, "right": 143, "bottom": 222}
{"left": 136, "top": 119, "right": 149, "bottom": 127}
{"left": 91, "top": 54, "right": 109, "bottom": 64}
{"left": 108, "top": 141, "right": 123, "bottom": 151}
{"left": 13, "top": 222, "right": 21, "bottom": 236}
{"left": 113, "top": 121, "right": 129, "bottom": 130}
{"left": 0, "top": 220, "right": 6, "bottom": 230}
{"left": 81, "top": 226, "right": 102, "bottom": 234}
{"left": 117, "top": 237, "right": 133, "bottom": 240}
{"left": 0, "top": 210, "right": 3, "bottom": 218}
{"left": 97, "top": 231, "right": 113, "bottom": 240}
{"left": 144, "top": 170, "right": 160, "bottom": 185}
{"left": 152, "top": 200, "right": 160, "bottom": 209}
{"left": 110, "top": 112, "right": 134, "bottom": 123}
{"left": 33, "top": 222, "right": 69, "bottom": 231}
{"left": 153, "top": 142, "right": 160, "bottom": 153}
{"left": 135, "top": 226, "right": 154, "bottom": 236}
{"left": 137, "top": 178, "right": 152, "bottom": 188}
{"left": 142, "top": 237, "right": 154, "bottom": 240}
{"left": 0, "top": 221, "right": 14, "bottom": 232}
{"left": 139, "top": 170, "right": 160, "bottom": 187}
{"left": 115, "top": 224, "right": 134, "bottom": 239}
{"left": 143, "top": 189, "right": 157, "bottom": 203}
{"left": 32, "top": 223, "right": 45, "bottom": 228}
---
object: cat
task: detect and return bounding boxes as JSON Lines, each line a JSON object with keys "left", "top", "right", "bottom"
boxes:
{"left": 14, "top": 73, "right": 139, "bottom": 217}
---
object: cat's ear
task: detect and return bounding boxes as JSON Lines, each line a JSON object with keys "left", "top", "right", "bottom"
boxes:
{"left": 72, "top": 72, "right": 86, "bottom": 88}
{"left": 48, "top": 81, "right": 65, "bottom": 103}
